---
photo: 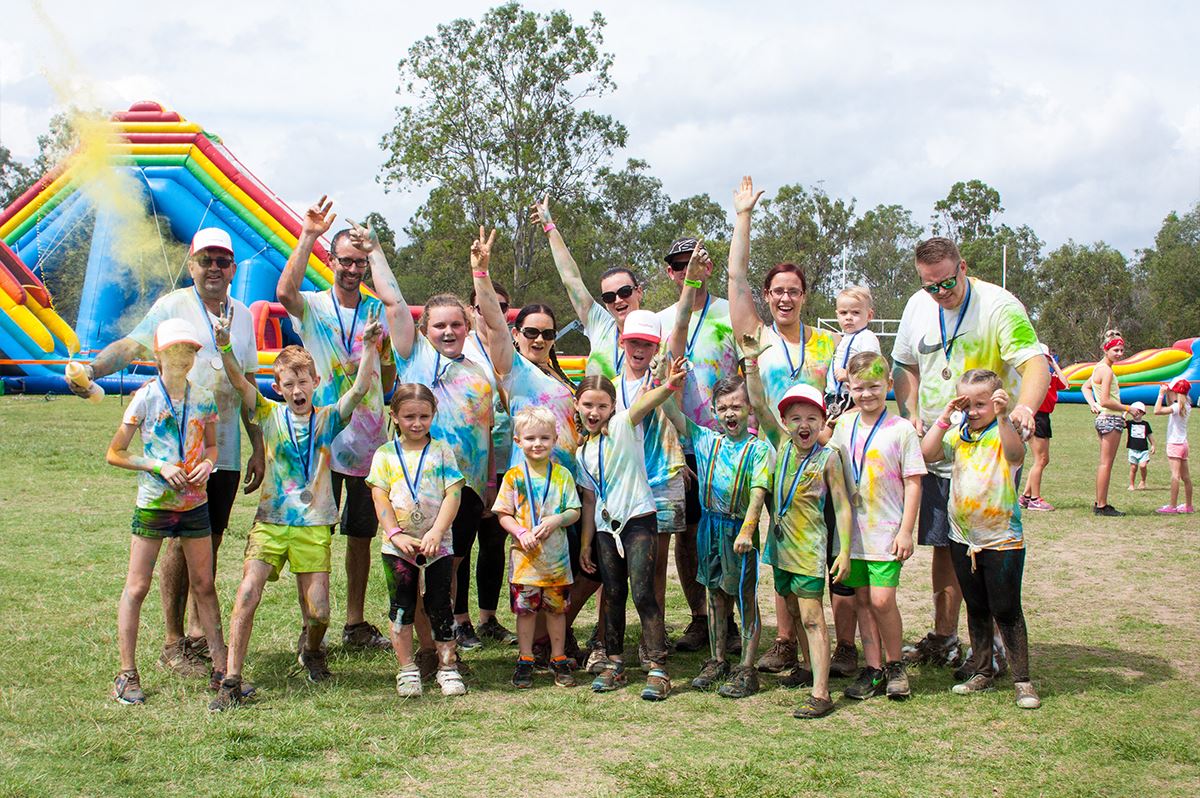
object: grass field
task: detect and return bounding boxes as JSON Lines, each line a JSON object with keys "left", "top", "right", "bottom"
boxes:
{"left": 0, "top": 395, "right": 1198, "bottom": 798}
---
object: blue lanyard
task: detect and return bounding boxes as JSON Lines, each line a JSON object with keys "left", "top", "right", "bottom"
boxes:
{"left": 938, "top": 279, "right": 972, "bottom": 367}
{"left": 473, "top": 333, "right": 493, "bottom": 372}
{"left": 332, "top": 289, "right": 361, "bottom": 354}
{"left": 685, "top": 293, "right": 712, "bottom": 357}
{"left": 960, "top": 418, "right": 997, "bottom": 443}
{"left": 523, "top": 462, "right": 554, "bottom": 527}
{"left": 619, "top": 371, "right": 650, "bottom": 410}
{"left": 776, "top": 442, "right": 822, "bottom": 516}
{"left": 775, "top": 323, "right": 807, "bottom": 381}
{"left": 833, "top": 330, "right": 861, "bottom": 395}
{"left": 285, "top": 407, "right": 317, "bottom": 484}
{"left": 155, "top": 378, "right": 190, "bottom": 461}
{"left": 613, "top": 327, "right": 625, "bottom": 374}
{"left": 393, "top": 438, "right": 431, "bottom": 503}
{"left": 583, "top": 434, "right": 608, "bottom": 500}
{"left": 850, "top": 410, "right": 887, "bottom": 489}
{"left": 432, "top": 350, "right": 458, "bottom": 387}
{"left": 192, "top": 287, "right": 222, "bottom": 351}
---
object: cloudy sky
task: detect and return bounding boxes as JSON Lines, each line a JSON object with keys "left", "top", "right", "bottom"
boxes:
{"left": 2, "top": 1, "right": 1197, "bottom": 257}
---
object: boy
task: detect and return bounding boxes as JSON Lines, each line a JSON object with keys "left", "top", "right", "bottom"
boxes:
{"left": 493, "top": 406, "right": 583, "bottom": 689}
{"left": 209, "top": 307, "right": 383, "bottom": 711}
{"left": 106, "top": 319, "right": 227, "bottom": 705}
{"left": 825, "top": 285, "right": 882, "bottom": 419}
{"left": 1126, "top": 401, "right": 1154, "bottom": 490}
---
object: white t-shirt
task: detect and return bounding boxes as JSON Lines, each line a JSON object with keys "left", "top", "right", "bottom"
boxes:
{"left": 1167, "top": 402, "right": 1191, "bottom": 445}
{"left": 462, "top": 332, "right": 511, "bottom": 473}
{"left": 825, "top": 328, "right": 882, "bottom": 396}
{"left": 583, "top": 303, "right": 622, "bottom": 379}
{"left": 128, "top": 288, "right": 257, "bottom": 472}
{"left": 576, "top": 411, "right": 657, "bottom": 537}
{"left": 122, "top": 379, "right": 218, "bottom": 511}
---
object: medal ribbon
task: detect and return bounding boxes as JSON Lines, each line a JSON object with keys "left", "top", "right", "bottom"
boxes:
{"left": 619, "top": 371, "right": 650, "bottom": 410}
{"left": 776, "top": 442, "right": 823, "bottom": 517}
{"left": 833, "top": 330, "right": 861, "bottom": 396}
{"left": 192, "top": 287, "right": 225, "bottom": 354}
{"left": 285, "top": 407, "right": 317, "bottom": 486}
{"left": 393, "top": 438, "right": 431, "bottom": 506}
{"left": 523, "top": 462, "right": 554, "bottom": 527}
{"left": 937, "top": 279, "right": 973, "bottom": 371}
{"left": 775, "top": 323, "right": 807, "bottom": 381}
{"left": 850, "top": 410, "right": 888, "bottom": 491}
{"left": 685, "top": 293, "right": 712, "bottom": 358}
{"left": 959, "top": 417, "right": 998, "bottom": 443}
{"left": 155, "top": 377, "right": 190, "bottom": 462}
{"left": 613, "top": 327, "right": 625, "bottom": 374}
{"left": 332, "top": 289, "right": 361, "bottom": 355}
{"left": 431, "top": 350, "right": 459, "bottom": 387}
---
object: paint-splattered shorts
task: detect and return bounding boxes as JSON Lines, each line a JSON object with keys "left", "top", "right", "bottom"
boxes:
{"left": 1095, "top": 414, "right": 1125, "bottom": 435}
{"left": 509, "top": 583, "right": 571, "bottom": 616}
{"left": 131, "top": 505, "right": 211, "bottom": 539}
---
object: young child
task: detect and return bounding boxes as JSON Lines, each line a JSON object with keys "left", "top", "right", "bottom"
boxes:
{"left": 369, "top": 384, "right": 466, "bottom": 698}
{"left": 1126, "top": 401, "right": 1154, "bottom": 492}
{"left": 493, "top": 406, "right": 583, "bottom": 689}
{"left": 1154, "top": 379, "right": 1194, "bottom": 513}
{"left": 824, "top": 285, "right": 882, "bottom": 419}
{"left": 208, "top": 311, "right": 382, "bottom": 710}
{"left": 921, "top": 369, "right": 1039, "bottom": 710}
{"left": 745, "top": 347, "right": 853, "bottom": 719}
{"left": 576, "top": 357, "right": 688, "bottom": 701}
{"left": 105, "top": 318, "right": 227, "bottom": 705}
{"left": 828, "top": 353, "right": 924, "bottom": 702}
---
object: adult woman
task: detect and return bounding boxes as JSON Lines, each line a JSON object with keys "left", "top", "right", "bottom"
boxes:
{"left": 1081, "top": 331, "right": 1129, "bottom": 516}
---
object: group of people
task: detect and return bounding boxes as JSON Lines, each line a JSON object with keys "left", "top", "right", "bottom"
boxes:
{"left": 82, "top": 175, "right": 1066, "bottom": 717}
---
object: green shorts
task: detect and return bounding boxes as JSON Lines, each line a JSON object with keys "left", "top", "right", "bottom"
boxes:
{"left": 245, "top": 522, "right": 332, "bottom": 581}
{"left": 773, "top": 568, "right": 825, "bottom": 599}
{"left": 842, "top": 558, "right": 902, "bottom": 589}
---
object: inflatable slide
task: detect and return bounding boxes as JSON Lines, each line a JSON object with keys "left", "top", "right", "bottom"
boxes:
{"left": 1057, "top": 338, "right": 1200, "bottom": 405}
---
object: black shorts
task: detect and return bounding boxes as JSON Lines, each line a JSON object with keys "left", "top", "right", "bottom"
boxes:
{"left": 332, "top": 472, "right": 379, "bottom": 538}
{"left": 917, "top": 473, "right": 952, "bottom": 547}
{"left": 824, "top": 498, "right": 855, "bottom": 597}
{"left": 131, "top": 504, "right": 211, "bottom": 539}
{"left": 206, "top": 469, "right": 241, "bottom": 536}
{"left": 683, "top": 453, "right": 702, "bottom": 526}
{"left": 1034, "top": 411, "right": 1052, "bottom": 440}
{"left": 451, "top": 488, "right": 484, "bottom": 556}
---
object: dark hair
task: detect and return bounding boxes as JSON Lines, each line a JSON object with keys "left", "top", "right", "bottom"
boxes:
{"left": 711, "top": 376, "right": 748, "bottom": 406}
{"left": 389, "top": 383, "right": 438, "bottom": 416}
{"left": 514, "top": 303, "right": 576, "bottom": 392}
{"left": 328, "top": 229, "right": 356, "bottom": 258}
{"left": 599, "top": 266, "right": 639, "bottom": 287}
{"left": 763, "top": 262, "right": 807, "bottom": 293}
{"left": 915, "top": 236, "right": 962, "bottom": 266}
{"left": 469, "top": 282, "right": 509, "bottom": 305}
{"left": 576, "top": 375, "right": 617, "bottom": 402}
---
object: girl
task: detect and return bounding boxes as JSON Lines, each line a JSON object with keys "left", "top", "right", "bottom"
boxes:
{"left": 745, "top": 356, "right": 853, "bottom": 719}
{"left": 1154, "top": 378, "right": 1194, "bottom": 514}
{"left": 1020, "top": 344, "right": 1069, "bottom": 512}
{"left": 576, "top": 358, "right": 689, "bottom": 701}
{"left": 1081, "top": 331, "right": 1128, "bottom": 516}
{"left": 921, "top": 369, "right": 1039, "bottom": 710}
{"left": 368, "top": 384, "right": 466, "bottom": 698}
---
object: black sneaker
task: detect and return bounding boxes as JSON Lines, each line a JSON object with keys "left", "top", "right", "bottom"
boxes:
{"left": 884, "top": 661, "right": 910, "bottom": 700}
{"left": 298, "top": 647, "right": 332, "bottom": 683}
{"left": 1093, "top": 504, "right": 1125, "bottom": 517}
{"left": 690, "top": 659, "right": 730, "bottom": 690}
{"left": 901, "top": 632, "right": 963, "bottom": 668}
{"left": 477, "top": 617, "right": 518, "bottom": 645}
{"left": 209, "top": 677, "right": 243, "bottom": 712}
{"left": 844, "top": 667, "right": 886, "bottom": 700}
{"left": 454, "top": 621, "right": 484, "bottom": 651}
{"left": 531, "top": 637, "right": 551, "bottom": 672}
{"left": 550, "top": 656, "right": 577, "bottom": 688}
{"left": 673, "top": 616, "right": 709, "bottom": 652}
{"left": 511, "top": 656, "right": 535, "bottom": 689}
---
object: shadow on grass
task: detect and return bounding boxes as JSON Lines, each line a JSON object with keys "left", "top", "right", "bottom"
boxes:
{"left": 1032, "top": 641, "right": 1175, "bottom": 695}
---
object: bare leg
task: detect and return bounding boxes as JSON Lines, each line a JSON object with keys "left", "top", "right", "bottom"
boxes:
{"left": 345, "top": 537, "right": 372, "bottom": 627}
{"left": 1025, "top": 436, "right": 1050, "bottom": 497}
{"left": 225, "top": 560, "right": 273, "bottom": 678}
{"left": 179, "top": 536, "right": 227, "bottom": 673}
{"left": 931, "top": 546, "right": 962, "bottom": 637}
{"left": 1182, "top": 458, "right": 1193, "bottom": 505}
{"left": 297, "top": 571, "right": 331, "bottom": 652}
{"left": 831, "top": 592, "right": 857, "bottom": 648}
{"left": 798, "top": 597, "right": 831, "bottom": 701}
{"left": 547, "top": 612, "right": 567, "bottom": 659}
{"left": 709, "top": 591, "right": 730, "bottom": 662}
{"left": 390, "top": 624, "right": 414, "bottom": 667}
{"left": 516, "top": 613, "right": 537, "bottom": 659}
{"left": 1138, "top": 463, "right": 1148, "bottom": 489}
{"left": 158, "top": 538, "right": 187, "bottom": 645}
{"left": 1169, "top": 457, "right": 1182, "bottom": 505}
{"left": 775, "top": 593, "right": 796, "bottom": 643}
{"left": 118, "top": 537, "right": 164, "bottom": 671}
{"left": 1129, "top": 462, "right": 1138, "bottom": 490}
{"left": 854, "top": 588, "right": 883, "bottom": 669}
{"left": 869, "top": 586, "right": 904, "bottom": 662}
{"left": 1095, "top": 430, "right": 1120, "bottom": 507}
{"left": 183, "top": 533, "right": 222, "bottom": 639}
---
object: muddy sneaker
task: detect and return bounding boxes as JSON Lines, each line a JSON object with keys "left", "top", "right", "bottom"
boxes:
{"left": 563, "top": 629, "right": 582, "bottom": 668}
{"left": 756, "top": 638, "right": 799, "bottom": 673}
{"left": 298, "top": 647, "right": 332, "bottom": 683}
{"left": 691, "top": 659, "right": 730, "bottom": 690}
{"left": 591, "top": 661, "right": 627, "bottom": 693}
{"left": 586, "top": 645, "right": 610, "bottom": 675}
{"left": 158, "top": 638, "right": 207, "bottom": 678}
{"left": 673, "top": 616, "right": 709, "bottom": 652}
{"left": 436, "top": 666, "right": 468, "bottom": 696}
{"left": 901, "top": 632, "right": 963, "bottom": 668}
{"left": 884, "top": 661, "right": 910, "bottom": 700}
{"left": 550, "top": 656, "right": 577, "bottom": 688}
{"left": 641, "top": 668, "right": 671, "bottom": 701}
{"left": 209, "top": 677, "right": 243, "bottom": 712}
{"left": 1014, "top": 681, "right": 1041, "bottom": 709}
{"left": 208, "top": 670, "right": 257, "bottom": 699}
{"left": 793, "top": 694, "right": 835, "bottom": 719}
{"left": 454, "top": 621, "right": 483, "bottom": 651}
{"left": 415, "top": 648, "right": 439, "bottom": 682}
{"left": 844, "top": 667, "right": 886, "bottom": 700}
{"left": 296, "top": 626, "right": 329, "bottom": 657}
{"left": 531, "top": 637, "right": 551, "bottom": 672}
{"left": 951, "top": 673, "right": 995, "bottom": 695}
{"left": 638, "top": 640, "right": 651, "bottom": 673}
{"left": 829, "top": 642, "right": 859, "bottom": 678}
{"left": 476, "top": 617, "right": 518, "bottom": 645}
{"left": 112, "top": 670, "right": 145, "bottom": 705}
{"left": 396, "top": 664, "right": 422, "bottom": 697}
{"left": 187, "top": 635, "right": 212, "bottom": 664}
{"left": 725, "top": 618, "right": 742, "bottom": 656}
{"left": 342, "top": 622, "right": 392, "bottom": 651}
{"left": 717, "top": 665, "right": 759, "bottom": 699}
{"left": 1026, "top": 497, "right": 1055, "bottom": 511}
{"left": 511, "top": 656, "right": 535, "bottom": 689}
{"left": 779, "top": 666, "right": 814, "bottom": 688}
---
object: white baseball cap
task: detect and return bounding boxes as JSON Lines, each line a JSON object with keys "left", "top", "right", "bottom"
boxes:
{"left": 1130, "top": 401, "right": 1147, "bottom": 414}
{"left": 190, "top": 227, "right": 234, "bottom": 255}
{"left": 778, "top": 383, "right": 826, "bottom": 416}
{"left": 154, "top": 318, "right": 203, "bottom": 352}
{"left": 621, "top": 309, "right": 661, "bottom": 344}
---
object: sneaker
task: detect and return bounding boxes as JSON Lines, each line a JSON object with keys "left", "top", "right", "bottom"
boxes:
{"left": 673, "top": 616, "right": 709, "bottom": 652}
{"left": 112, "top": 670, "right": 145, "bottom": 705}
{"left": 829, "top": 642, "right": 859, "bottom": 678}
{"left": 884, "top": 661, "right": 910, "bottom": 700}
{"left": 1014, "top": 680, "right": 1041, "bottom": 709}
{"left": 1018, "top": 494, "right": 1031, "bottom": 508}
{"left": 690, "top": 659, "right": 730, "bottom": 690}
{"left": 591, "top": 661, "right": 627, "bottom": 693}
{"left": 396, "top": 664, "right": 422, "bottom": 697}
{"left": 511, "top": 656, "right": 535, "bottom": 689}
{"left": 158, "top": 638, "right": 207, "bottom": 678}
{"left": 956, "top": 642, "right": 1009, "bottom": 682}
{"left": 209, "top": 677, "right": 243, "bottom": 712}
{"left": 725, "top": 618, "right": 742, "bottom": 656}
{"left": 844, "top": 667, "right": 886, "bottom": 700}
{"left": 1026, "top": 497, "right": 1055, "bottom": 511}
{"left": 951, "top": 673, "right": 995, "bottom": 695}
{"left": 586, "top": 646, "right": 610, "bottom": 675}
{"left": 454, "top": 620, "right": 483, "bottom": 651}
{"left": 415, "top": 648, "right": 439, "bottom": 681}
{"left": 637, "top": 640, "right": 651, "bottom": 673}
{"left": 207, "top": 670, "right": 257, "bottom": 699}
{"left": 297, "top": 625, "right": 329, "bottom": 656}
{"left": 550, "top": 656, "right": 577, "bottom": 688}
{"left": 793, "top": 694, "right": 835, "bottom": 719}
{"left": 1093, "top": 504, "right": 1125, "bottom": 517}
{"left": 1178, "top": 504, "right": 1196, "bottom": 514}
{"left": 717, "top": 665, "right": 759, "bottom": 699}
{"left": 297, "top": 647, "right": 332, "bottom": 683}
{"left": 756, "top": 638, "right": 799, "bottom": 673}
{"left": 1156, "top": 505, "right": 1179, "bottom": 514}
{"left": 436, "top": 666, "right": 468, "bottom": 696}
{"left": 901, "top": 632, "right": 963, "bottom": 668}
{"left": 342, "top": 622, "right": 392, "bottom": 651}
{"left": 187, "top": 635, "right": 212, "bottom": 664}
{"left": 641, "top": 668, "right": 671, "bottom": 701}
{"left": 779, "top": 666, "right": 814, "bottom": 688}
{"left": 477, "top": 617, "right": 518, "bottom": 645}
{"left": 563, "top": 629, "right": 582, "bottom": 667}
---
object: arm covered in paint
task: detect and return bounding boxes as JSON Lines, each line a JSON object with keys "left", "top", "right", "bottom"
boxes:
{"left": 733, "top": 486, "right": 768, "bottom": 554}
{"left": 727, "top": 176, "right": 766, "bottom": 343}
{"left": 336, "top": 312, "right": 383, "bottom": 422}
{"left": 531, "top": 195, "right": 594, "bottom": 327}
{"left": 628, "top": 357, "right": 689, "bottom": 428}
{"left": 346, "top": 217, "right": 414, "bottom": 362}
{"left": 278, "top": 196, "right": 335, "bottom": 320}
{"left": 892, "top": 361, "right": 923, "bottom": 435}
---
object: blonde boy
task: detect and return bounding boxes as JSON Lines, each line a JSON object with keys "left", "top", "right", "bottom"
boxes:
{"left": 826, "top": 286, "right": 882, "bottom": 417}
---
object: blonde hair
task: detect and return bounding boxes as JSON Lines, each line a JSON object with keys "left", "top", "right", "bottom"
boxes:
{"left": 273, "top": 345, "right": 317, "bottom": 379}
{"left": 513, "top": 405, "right": 557, "bottom": 437}
{"left": 837, "top": 284, "right": 873, "bottom": 310}
{"left": 846, "top": 351, "right": 889, "bottom": 381}
{"left": 418, "top": 294, "right": 471, "bottom": 333}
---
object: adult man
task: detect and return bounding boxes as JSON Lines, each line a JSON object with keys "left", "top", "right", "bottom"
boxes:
{"left": 277, "top": 197, "right": 395, "bottom": 651}
{"left": 69, "top": 227, "right": 265, "bottom": 676}
{"left": 891, "top": 236, "right": 1047, "bottom": 670}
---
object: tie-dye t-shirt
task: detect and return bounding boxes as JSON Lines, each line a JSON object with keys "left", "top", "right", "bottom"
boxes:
{"left": 367, "top": 438, "right": 464, "bottom": 565}
{"left": 757, "top": 324, "right": 839, "bottom": 426}
{"left": 689, "top": 421, "right": 773, "bottom": 516}
{"left": 576, "top": 411, "right": 657, "bottom": 530}
{"left": 127, "top": 288, "right": 256, "bottom": 472}
{"left": 251, "top": 396, "right": 346, "bottom": 526}
{"left": 943, "top": 424, "right": 1024, "bottom": 551}
{"left": 492, "top": 462, "right": 582, "bottom": 587}
{"left": 290, "top": 291, "right": 389, "bottom": 478}
{"left": 829, "top": 411, "right": 926, "bottom": 561}
{"left": 656, "top": 295, "right": 738, "bottom": 429}
{"left": 122, "top": 379, "right": 218, "bottom": 511}
{"left": 825, "top": 328, "right": 883, "bottom": 398}
{"left": 891, "top": 278, "right": 1042, "bottom": 477}
{"left": 583, "top": 302, "right": 623, "bottom": 379}
{"left": 500, "top": 352, "right": 578, "bottom": 473}
{"left": 765, "top": 442, "right": 837, "bottom": 578}
{"left": 395, "top": 335, "right": 494, "bottom": 497}
{"left": 615, "top": 371, "right": 685, "bottom": 489}
{"left": 462, "top": 332, "right": 512, "bottom": 473}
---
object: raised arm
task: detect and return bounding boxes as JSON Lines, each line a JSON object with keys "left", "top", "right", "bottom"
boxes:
{"left": 214, "top": 304, "right": 259, "bottom": 410}
{"left": 336, "top": 310, "right": 383, "bottom": 422}
{"left": 740, "top": 329, "right": 784, "bottom": 444}
{"left": 469, "top": 227, "right": 515, "bottom": 375}
{"left": 67, "top": 337, "right": 147, "bottom": 398}
{"left": 278, "top": 196, "right": 335, "bottom": 320}
{"left": 921, "top": 396, "right": 964, "bottom": 463}
{"left": 531, "top": 195, "right": 593, "bottom": 326}
{"left": 727, "top": 176, "right": 766, "bottom": 342}
{"left": 346, "top": 217, "right": 414, "bottom": 361}
{"left": 668, "top": 243, "right": 710, "bottom": 361}
{"left": 1153, "top": 384, "right": 1171, "bottom": 416}
{"left": 628, "top": 357, "right": 688, "bottom": 428}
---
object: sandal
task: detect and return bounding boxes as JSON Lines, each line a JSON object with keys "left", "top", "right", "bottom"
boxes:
{"left": 641, "top": 668, "right": 672, "bottom": 701}
{"left": 793, "top": 694, "right": 835, "bottom": 719}
{"left": 590, "top": 661, "right": 627, "bottom": 693}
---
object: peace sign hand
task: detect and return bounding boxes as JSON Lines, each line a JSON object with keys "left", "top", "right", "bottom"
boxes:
{"left": 361, "top": 305, "right": 383, "bottom": 347}
{"left": 303, "top": 195, "right": 336, "bottom": 237}
{"left": 345, "top": 218, "right": 377, "bottom": 254}
{"left": 471, "top": 226, "right": 498, "bottom": 271}
{"left": 213, "top": 301, "right": 234, "bottom": 349}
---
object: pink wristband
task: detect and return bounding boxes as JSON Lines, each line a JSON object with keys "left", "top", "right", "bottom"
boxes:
{"left": 935, "top": 418, "right": 951, "bottom": 429}
{"left": 543, "top": 223, "right": 556, "bottom": 233}
{"left": 385, "top": 527, "right": 403, "bottom": 541}
{"left": 472, "top": 270, "right": 489, "bottom": 278}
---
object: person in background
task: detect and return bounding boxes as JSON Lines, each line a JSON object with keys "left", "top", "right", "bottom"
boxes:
{"left": 1125, "top": 402, "right": 1154, "bottom": 492}
{"left": 1019, "top": 344, "right": 1069, "bottom": 511}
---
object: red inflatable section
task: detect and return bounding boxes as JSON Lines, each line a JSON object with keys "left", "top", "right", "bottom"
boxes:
{"left": 0, "top": 241, "right": 50, "bottom": 306}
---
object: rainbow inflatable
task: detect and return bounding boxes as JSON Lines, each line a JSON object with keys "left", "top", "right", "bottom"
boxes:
{"left": 1058, "top": 338, "right": 1200, "bottom": 404}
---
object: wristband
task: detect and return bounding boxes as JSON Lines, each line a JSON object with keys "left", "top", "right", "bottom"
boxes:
{"left": 935, "top": 418, "right": 951, "bottom": 429}
{"left": 543, "top": 223, "right": 556, "bottom": 233}
{"left": 487, "top": 479, "right": 498, "bottom": 489}
{"left": 683, "top": 278, "right": 702, "bottom": 289}
{"left": 218, "top": 342, "right": 233, "bottom": 353}
{"left": 472, "top": 270, "right": 489, "bottom": 278}
{"left": 385, "top": 527, "right": 403, "bottom": 542}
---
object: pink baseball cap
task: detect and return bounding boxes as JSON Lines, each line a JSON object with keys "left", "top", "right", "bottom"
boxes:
{"left": 190, "top": 227, "right": 234, "bottom": 255}
{"left": 621, "top": 310, "right": 661, "bottom": 344}
{"left": 154, "top": 318, "right": 203, "bottom": 352}
{"left": 778, "top": 383, "right": 826, "bottom": 416}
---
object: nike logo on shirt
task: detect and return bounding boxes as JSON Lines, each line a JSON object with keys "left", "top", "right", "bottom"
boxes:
{"left": 917, "top": 335, "right": 964, "bottom": 355}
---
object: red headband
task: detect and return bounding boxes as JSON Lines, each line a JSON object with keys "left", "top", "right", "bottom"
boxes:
{"left": 1102, "top": 337, "right": 1125, "bottom": 352}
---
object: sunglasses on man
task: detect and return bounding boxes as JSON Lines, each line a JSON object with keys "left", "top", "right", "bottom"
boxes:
{"left": 601, "top": 285, "right": 637, "bottom": 304}
{"left": 197, "top": 255, "right": 235, "bottom": 270}
{"left": 922, "top": 263, "right": 964, "bottom": 294}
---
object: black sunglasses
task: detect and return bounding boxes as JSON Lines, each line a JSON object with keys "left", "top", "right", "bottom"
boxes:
{"left": 600, "top": 284, "right": 637, "bottom": 304}
{"left": 476, "top": 302, "right": 510, "bottom": 314}
{"left": 197, "top": 255, "right": 235, "bottom": 270}
{"left": 667, "top": 259, "right": 690, "bottom": 272}
{"left": 520, "top": 326, "right": 557, "bottom": 341}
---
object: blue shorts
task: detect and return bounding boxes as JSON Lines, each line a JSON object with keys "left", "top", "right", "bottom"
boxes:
{"left": 1128, "top": 449, "right": 1151, "bottom": 466}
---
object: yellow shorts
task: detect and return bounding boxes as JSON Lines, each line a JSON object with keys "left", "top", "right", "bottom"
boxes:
{"left": 245, "top": 522, "right": 332, "bottom": 581}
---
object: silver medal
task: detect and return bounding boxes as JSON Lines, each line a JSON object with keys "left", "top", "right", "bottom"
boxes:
{"left": 941, "top": 366, "right": 952, "bottom": 381}
{"left": 299, "top": 489, "right": 314, "bottom": 504}
{"left": 211, "top": 355, "right": 224, "bottom": 371}
{"left": 409, "top": 508, "right": 425, "bottom": 526}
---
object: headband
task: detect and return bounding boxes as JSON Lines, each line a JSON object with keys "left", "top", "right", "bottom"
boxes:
{"left": 1102, "top": 337, "right": 1124, "bottom": 352}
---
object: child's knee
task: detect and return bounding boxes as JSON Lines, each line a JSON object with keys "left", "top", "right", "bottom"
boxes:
{"left": 869, "top": 591, "right": 896, "bottom": 615}
{"left": 308, "top": 596, "right": 331, "bottom": 627}
{"left": 123, "top": 577, "right": 153, "bottom": 605}
{"left": 236, "top": 581, "right": 263, "bottom": 611}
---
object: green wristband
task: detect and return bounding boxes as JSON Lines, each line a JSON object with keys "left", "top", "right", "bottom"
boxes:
{"left": 683, "top": 278, "right": 702, "bottom": 289}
